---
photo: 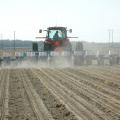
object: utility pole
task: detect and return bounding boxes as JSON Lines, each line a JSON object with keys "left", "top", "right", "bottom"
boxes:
{"left": 13, "top": 31, "right": 16, "bottom": 57}
{"left": 108, "top": 29, "right": 114, "bottom": 47}
{"left": 0, "top": 34, "right": 3, "bottom": 57}
{"left": 111, "top": 29, "right": 114, "bottom": 46}
{"left": 108, "top": 29, "right": 111, "bottom": 48}
{"left": 0, "top": 34, "right": 3, "bottom": 49}
{"left": 14, "top": 31, "right": 16, "bottom": 50}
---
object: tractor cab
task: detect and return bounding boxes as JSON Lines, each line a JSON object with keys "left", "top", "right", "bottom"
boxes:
{"left": 47, "top": 27, "right": 67, "bottom": 40}
{"left": 38, "top": 27, "right": 72, "bottom": 51}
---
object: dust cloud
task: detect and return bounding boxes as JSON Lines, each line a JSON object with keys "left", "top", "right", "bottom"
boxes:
{"left": 0, "top": 56, "right": 74, "bottom": 69}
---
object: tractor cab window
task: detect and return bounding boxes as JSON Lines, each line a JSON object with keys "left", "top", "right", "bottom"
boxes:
{"left": 47, "top": 29, "right": 66, "bottom": 40}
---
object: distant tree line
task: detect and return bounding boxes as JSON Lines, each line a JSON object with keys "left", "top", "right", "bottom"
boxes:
{"left": 0, "top": 40, "right": 44, "bottom": 51}
{"left": 0, "top": 40, "right": 120, "bottom": 52}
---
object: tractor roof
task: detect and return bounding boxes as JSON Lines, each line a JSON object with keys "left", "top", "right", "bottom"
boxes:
{"left": 48, "top": 27, "right": 67, "bottom": 30}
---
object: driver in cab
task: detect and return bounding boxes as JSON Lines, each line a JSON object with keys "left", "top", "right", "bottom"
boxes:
{"left": 53, "top": 31, "right": 59, "bottom": 40}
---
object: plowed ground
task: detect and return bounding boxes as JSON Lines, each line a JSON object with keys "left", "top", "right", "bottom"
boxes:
{"left": 0, "top": 66, "right": 120, "bottom": 120}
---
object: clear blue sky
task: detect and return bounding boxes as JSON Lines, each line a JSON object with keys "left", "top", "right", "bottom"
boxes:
{"left": 0, "top": 0, "right": 120, "bottom": 42}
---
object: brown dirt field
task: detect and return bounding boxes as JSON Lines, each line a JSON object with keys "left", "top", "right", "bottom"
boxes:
{"left": 0, "top": 66, "right": 120, "bottom": 120}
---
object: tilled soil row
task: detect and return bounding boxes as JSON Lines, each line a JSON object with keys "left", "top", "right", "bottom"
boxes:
{"left": 58, "top": 68, "right": 120, "bottom": 120}
{"left": 0, "top": 69, "right": 9, "bottom": 120}
{"left": 64, "top": 68, "right": 120, "bottom": 100}
{"left": 41, "top": 68, "right": 113, "bottom": 119}
{"left": 9, "top": 69, "right": 37, "bottom": 120}
{"left": 20, "top": 69, "right": 54, "bottom": 120}
{"left": 77, "top": 67, "right": 120, "bottom": 89}
{"left": 33, "top": 68, "right": 120, "bottom": 120}
{"left": 24, "top": 69, "right": 78, "bottom": 120}
{"left": 0, "top": 66, "right": 120, "bottom": 120}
